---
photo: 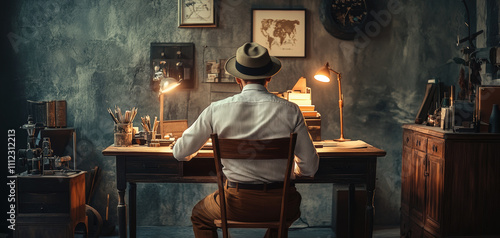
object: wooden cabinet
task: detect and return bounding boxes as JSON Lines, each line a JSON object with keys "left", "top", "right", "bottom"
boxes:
{"left": 401, "top": 124, "right": 500, "bottom": 238}
{"left": 15, "top": 171, "right": 87, "bottom": 238}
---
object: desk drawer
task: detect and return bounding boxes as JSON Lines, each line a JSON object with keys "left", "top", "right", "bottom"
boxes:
{"left": 315, "top": 158, "right": 368, "bottom": 178}
{"left": 126, "top": 158, "right": 181, "bottom": 175}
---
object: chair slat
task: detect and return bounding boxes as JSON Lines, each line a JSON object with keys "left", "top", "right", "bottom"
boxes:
{"left": 218, "top": 138, "right": 291, "bottom": 160}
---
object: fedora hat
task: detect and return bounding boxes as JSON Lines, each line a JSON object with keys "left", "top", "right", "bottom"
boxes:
{"left": 225, "top": 42, "right": 281, "bottom": 80}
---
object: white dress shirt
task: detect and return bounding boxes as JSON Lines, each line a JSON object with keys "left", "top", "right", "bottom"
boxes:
{"left": 173, "top": 84, "right": 319, "bottom": 183}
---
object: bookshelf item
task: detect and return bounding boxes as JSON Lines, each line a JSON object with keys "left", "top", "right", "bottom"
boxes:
{"left": 415, "top": 79, "right": 439, "bottom": 124}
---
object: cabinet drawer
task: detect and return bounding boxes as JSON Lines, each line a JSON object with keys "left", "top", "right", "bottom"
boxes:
{"left": 403, "top": 130, "right": 413, "bottom": 148}
{"left": 18, "top": 192, "right": 70, "bottom": 213}
{"left": 413, "top": 134, "right": 427, "bottom": 152}
{"left": 427, "top": 138, "right": 444, "bottom": 158}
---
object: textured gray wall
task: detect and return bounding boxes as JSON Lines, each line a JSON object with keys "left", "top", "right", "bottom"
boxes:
{"left": 4, "top": 0, "right": 470, "bottom": 229}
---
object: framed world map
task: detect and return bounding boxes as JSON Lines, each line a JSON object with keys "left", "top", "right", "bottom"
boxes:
{"left": 251, "top": 9, "right": 306, "bottom": 57}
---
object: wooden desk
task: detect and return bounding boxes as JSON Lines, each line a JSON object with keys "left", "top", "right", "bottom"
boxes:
{"left": 102, "top": 143, "right": 386, "bottom": 238}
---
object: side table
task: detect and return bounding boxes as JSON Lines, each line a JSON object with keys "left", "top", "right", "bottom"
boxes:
{"left": 15, "top": 171, "right": 87, "bottom": 238}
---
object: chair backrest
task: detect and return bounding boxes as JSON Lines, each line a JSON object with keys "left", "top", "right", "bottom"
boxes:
{"left": 210, "top": 133, "right": 297, "bottom": 238}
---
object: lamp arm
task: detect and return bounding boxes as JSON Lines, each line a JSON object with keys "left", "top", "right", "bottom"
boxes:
{"left": 159, "top": 93, "right": 164, "bottom": 136}
{"left": 328, "top": 68, "right": 341, "bottom": 76}
{"left": 330, "top": 69, "right": 348, "bottom": 141}
{"left": 328, "top": 69, "right": 343, "bottom": 107}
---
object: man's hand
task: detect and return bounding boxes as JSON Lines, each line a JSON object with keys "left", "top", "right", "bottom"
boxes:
{"left": 169, "top": 140, "right": 176, "bottom": 149}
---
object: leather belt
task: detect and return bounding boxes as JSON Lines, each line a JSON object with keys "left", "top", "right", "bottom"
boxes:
{"left": 226, "top": 181, "right": 294, "bottom": 190}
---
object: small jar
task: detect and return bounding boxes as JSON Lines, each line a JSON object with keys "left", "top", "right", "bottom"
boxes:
{"left": 114, "top": 123, "right": 133, "bottom": 146}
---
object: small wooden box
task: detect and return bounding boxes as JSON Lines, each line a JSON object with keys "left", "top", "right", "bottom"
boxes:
{"left": 161, "top": 120, "right": 188, "bottom": 139}
{"left": 305, "top": 117, "right": 321, "bottom": 141}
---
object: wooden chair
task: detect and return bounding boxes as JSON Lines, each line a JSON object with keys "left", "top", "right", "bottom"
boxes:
{"left": 210, "top": 133, "right": 298, "bottom": 238}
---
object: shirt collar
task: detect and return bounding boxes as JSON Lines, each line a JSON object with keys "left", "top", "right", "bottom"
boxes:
{"left": 241, "top": 84, "right": 268, "bottom": 93}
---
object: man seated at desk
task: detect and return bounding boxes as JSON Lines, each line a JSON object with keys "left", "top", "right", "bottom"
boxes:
{"left": 173, "top": 42, "right": 319, "bottom": 238}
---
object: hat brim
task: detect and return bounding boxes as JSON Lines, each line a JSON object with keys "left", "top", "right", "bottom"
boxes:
{"left": 224, "top": 55, "right": 282, "bottom": 80}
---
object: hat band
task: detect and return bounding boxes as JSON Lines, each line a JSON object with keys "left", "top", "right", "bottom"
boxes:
{"left": 235, "top": 60, "right": 274, "bottom": 76}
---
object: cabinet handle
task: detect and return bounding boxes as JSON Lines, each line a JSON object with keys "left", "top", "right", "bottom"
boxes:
{"left": 432, "top": 145, "right": 438, "bottom": 152}
{"left": 425, "top": 171, "right": 429, "bottom": 176}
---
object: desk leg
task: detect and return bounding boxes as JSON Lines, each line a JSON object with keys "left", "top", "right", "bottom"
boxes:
{"left": 116, "top": 158, "right": 127, "bottom": 238}
{"left": 348, "top": 183, "right": 355, "bottom": 238}
{"left": 365, "top": 158, "right": 377, "bottom": 238}
{"left": 129, "top": 182, "right": 137, "bottom": 238}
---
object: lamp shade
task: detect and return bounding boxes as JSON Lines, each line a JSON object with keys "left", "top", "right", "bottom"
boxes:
{"left": 314, "top": 64, "right": 331, "bottom": 82}
{"left": 159, "top": 77, "right": 180, "bottom": 94}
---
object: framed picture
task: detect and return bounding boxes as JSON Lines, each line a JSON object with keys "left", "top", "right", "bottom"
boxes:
{"left": 219, "top": 59, "right": 235, "bottom": 83}
{"left": 205, "top": 60, "right": 219, "bottom": 82}
{"left": 251, "top": 9, "right": 306, "bottom": 57}
{"left": 178, "top": 0, "right": 217, "bottom": 27}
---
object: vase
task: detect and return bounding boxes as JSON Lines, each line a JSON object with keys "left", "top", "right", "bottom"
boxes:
{"left": 489, "top": 104, "right": 500, "bottom": 133}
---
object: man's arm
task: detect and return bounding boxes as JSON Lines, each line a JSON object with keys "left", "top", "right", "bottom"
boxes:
{"left": 173, "top": 106, "right": 213, "bottom": 161}
{"left": 292, "top": 114, "right": 319, "bottom": 177}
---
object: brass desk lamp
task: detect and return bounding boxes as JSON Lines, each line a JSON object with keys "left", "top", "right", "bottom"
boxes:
{"left": 158, "top": 68, "right": 181, "bottom": 136}
{"left": 314, "top": 62, "right": 350, "bottom": 142}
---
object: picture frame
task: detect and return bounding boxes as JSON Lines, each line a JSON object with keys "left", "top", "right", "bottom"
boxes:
{"left": 219, "top": 59, "right": 235, "bottom": 83}
{"left": 251, "top": 9, "right": 306, "bottom": 57}
{"left": 204, "top": 59, "right": 235, "bottom": 83}
{"left": 178, "top": 0, "right": 217, "bottom": 27}
{"left": 205, "top": 60, "right": 219, "bottom": 82}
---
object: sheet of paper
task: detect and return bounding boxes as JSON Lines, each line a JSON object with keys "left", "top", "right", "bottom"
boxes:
{"left": 335, "top": 140, "right": 368, "bottom": 148}
{"left": 316, "top": 140, "right": 368, "bottom": 148}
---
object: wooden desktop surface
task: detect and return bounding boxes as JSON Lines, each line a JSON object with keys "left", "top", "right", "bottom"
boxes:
{"left": 102, "top": 142, "right": 386, "bottom": 157}
{"left": 102, "top": 141, "right": 386, "bottom": 238}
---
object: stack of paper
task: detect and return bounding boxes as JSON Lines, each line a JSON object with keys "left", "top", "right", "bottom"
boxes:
{"left": 286, "top": 77, "right": 319, "bottom": 118}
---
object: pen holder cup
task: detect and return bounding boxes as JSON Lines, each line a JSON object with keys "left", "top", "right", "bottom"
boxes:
{"left": 114, "top": 123, "right": 133, "bottom": 147}
{"left": 145, "top": 131, "right": 156, "bottom": 145}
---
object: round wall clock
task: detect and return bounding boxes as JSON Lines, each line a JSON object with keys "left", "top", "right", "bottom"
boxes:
{"left": 319, "top": 0, "right": 371, "bottom": 40}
